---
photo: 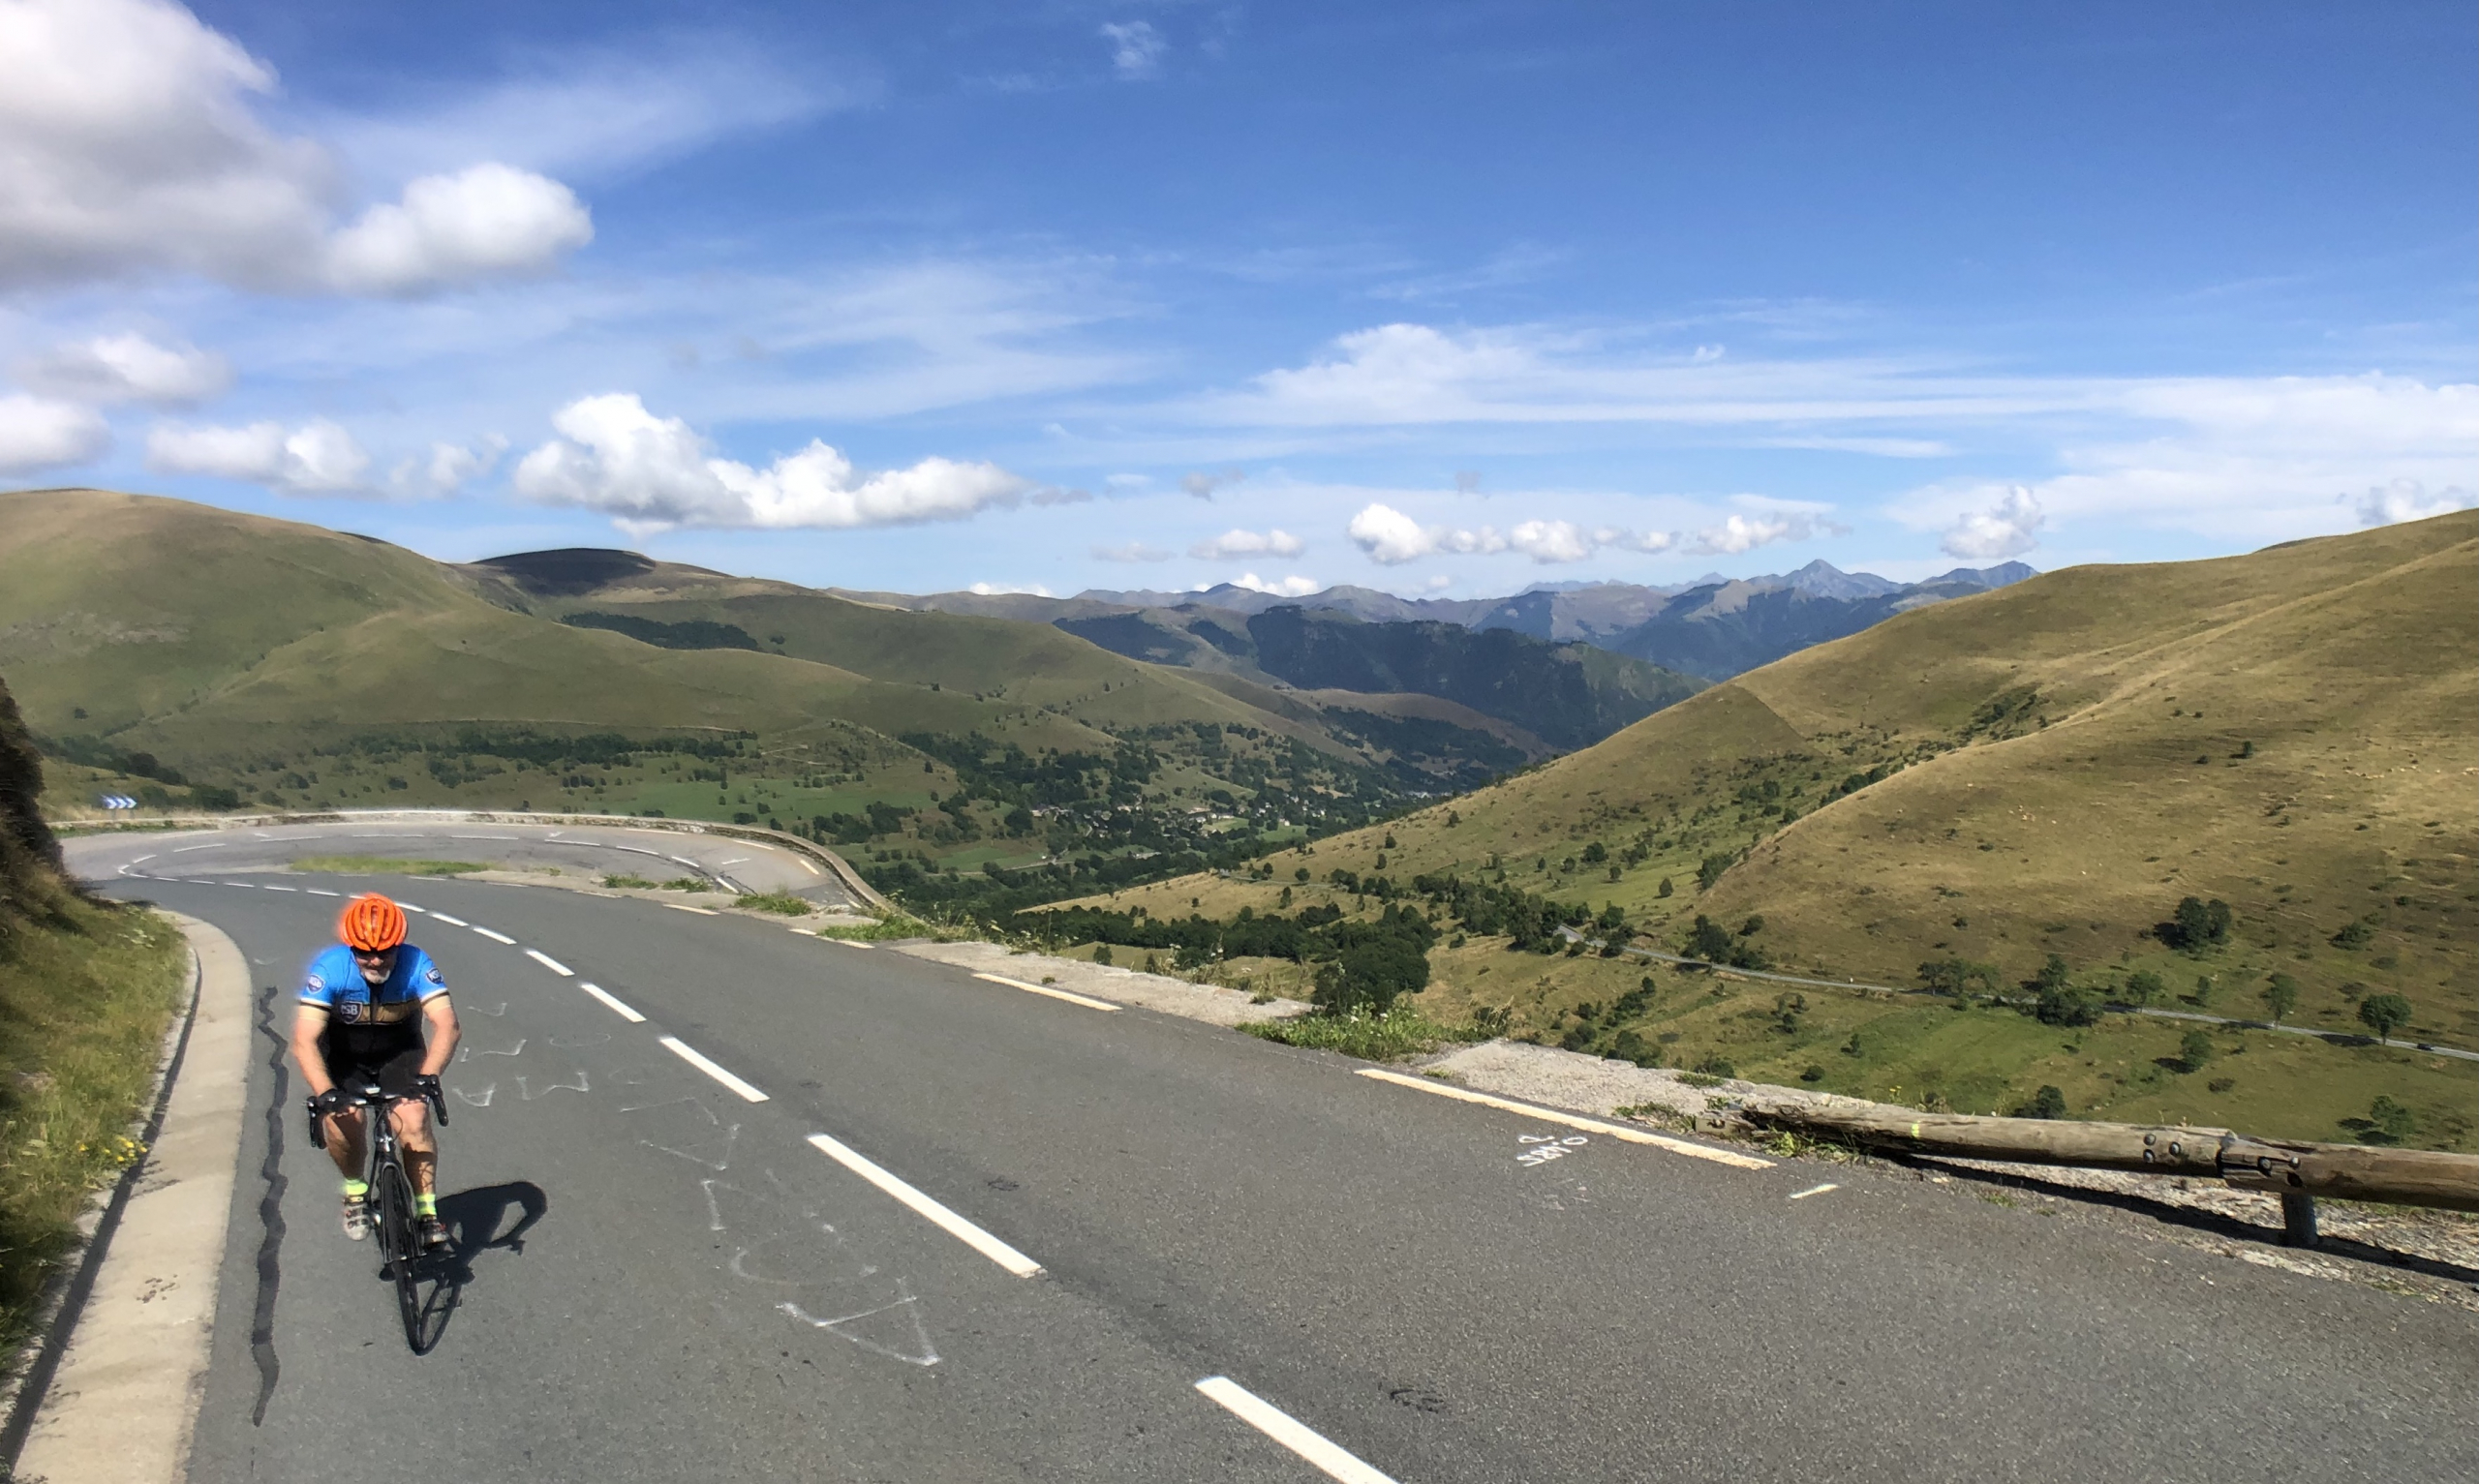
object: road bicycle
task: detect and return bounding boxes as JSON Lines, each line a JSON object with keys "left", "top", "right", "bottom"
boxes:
{"left": 309, "top": 1078, "right": 449, "bottom": 1350}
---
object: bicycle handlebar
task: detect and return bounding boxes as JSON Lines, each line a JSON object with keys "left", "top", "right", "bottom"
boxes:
{"left": 304, "top": 1080, "right": 448, "bottom": 1145}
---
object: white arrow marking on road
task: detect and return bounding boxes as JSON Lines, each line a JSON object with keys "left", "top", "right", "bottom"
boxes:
{"left": 525, "top": 949, "right": 574, "bottom": 976}
{"left": 472, "top": 926, "right": 517, "bottom": 945}
{"left": 1194, "top": 1377, "right": 1400, "bottom": 1484}
{"left": 577, "top": 982, "right": 646, "bottom": 1023}
{"left": 805, "top": 1133, "right": 1044, "bottom": 1278}
{"left": 658, "top": 1036, "right": 769, "bottom": 1103}
{"left": 1354, "top": 1068, "right": 1775, "bottom": 1170}
{"left": 972, "top": 972, "right": 1118, "bottom": 1012}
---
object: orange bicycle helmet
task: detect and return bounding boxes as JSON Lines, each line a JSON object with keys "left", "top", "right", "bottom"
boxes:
{"left": 339, "top": 893, "right": 408, "bottom": 953}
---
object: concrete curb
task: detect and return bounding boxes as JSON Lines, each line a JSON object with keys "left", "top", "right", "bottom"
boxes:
{"left": 8, "top": 914, "right": 250, "bottom": 1484}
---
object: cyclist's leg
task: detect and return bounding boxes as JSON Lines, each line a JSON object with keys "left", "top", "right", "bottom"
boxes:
{"left": 375, "top": 1048, "right": 436, "bottom": 1197}
{"left": 321, "top": 1107, "right": 368, "bottom": 1177}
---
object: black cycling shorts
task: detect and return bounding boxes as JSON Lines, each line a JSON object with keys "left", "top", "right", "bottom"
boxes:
{"left": 321, "top": 1031, "right": 426, "bottom": 1099}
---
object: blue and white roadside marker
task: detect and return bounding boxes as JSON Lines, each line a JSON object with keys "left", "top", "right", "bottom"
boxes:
{"left": 99, "top": 794, "right": 138, "bottom": 811}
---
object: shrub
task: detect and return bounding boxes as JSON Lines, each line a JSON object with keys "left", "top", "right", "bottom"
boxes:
{"left": 2261, "top": 973, "right": 2300, "bottom": 1024}
{"left": 2123, "top": 970, "right": 2165, "bottom": 1005}
{"left": 1692, "top": 1053, "right": 1736, "bottom": 1077}
{"left": 2361, "top": 1096, "right": 2416, "bottom": 1144}
{"left": 1092, "top": 944, "right": 1114, "bottom": 967}
{"left": 2177, "top": 1028, "right": 2215, "bottom": 1072}
{"left": 1696, "top": 851, "right": 1738, "bottom": 891}
{"left": 1918, "top": 956, "right": 2001, "bottom": 999}
{"left": 738, "top": 891, "right": 812, "bottom": 916}
{"left": 2023, "top": 1085, "right": 2067, "bottom": 1119}
{"left": 2159, "top": 896, "right": 2234, "bottom": 953}
{"left": 1799, "top": 1064, "right": 1825, "bottom": 1083}
{"left": 2329, "top": 919, "right": 2376, "bottom": 950}
{"left": 1656, "top": 876, "right": 1674, "bottom": 898}
{"left": 2356, "top": 992, "right": 2412, "bottom": 1043}
{"left": 2034, "top": 984, "right": 2098, "bottom": 1027}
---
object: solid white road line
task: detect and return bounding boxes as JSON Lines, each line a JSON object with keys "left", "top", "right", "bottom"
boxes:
{"left": 658, "top": 1036, "right": 769, "bottom": 1102}
{"left": 1354, "top": 1068, "right": 1775, "bottom": 1170}
{"left": 1789, "top": 1183, "right": 1840, "bottom": 1200}
{"left": 796, "top": 857, "right": 821, "bottom": 875}
{"left": 663, "top": 902, "right": 719, "bottom": 916}
{"left": 972, "top": 972, "right": 1119, "bottom": 1012}
{"left": 577, "top": 982, "right": 646, "bottom": 1023}
{"left": 525, "top": 949, "right": 574, "bottom": 976}
{"left": 431, "top": 913, "right": 470, "bottom": 926}
{"left": 804, "top": 1133, "right": 1044, "bottom": 1278}
{"left": 1193, "top": 1377, "right": 1399, "bottom": 1484}
{"left": 472, "top": 926, "right": 518, "bottom": 945}
{"left": 811, "top": 934, "right": 872, "bottom": 949}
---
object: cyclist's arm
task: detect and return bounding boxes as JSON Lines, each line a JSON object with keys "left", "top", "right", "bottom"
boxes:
{"left": 418, "top": 995, "right": 461, "bottom": 1076}
{"left": 291, "top": 1006, "right": 338, "bottom": 1098}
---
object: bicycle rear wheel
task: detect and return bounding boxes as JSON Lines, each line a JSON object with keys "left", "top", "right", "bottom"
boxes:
{"left": 373, "top": 1162, "right": 423, "bottom": 1349}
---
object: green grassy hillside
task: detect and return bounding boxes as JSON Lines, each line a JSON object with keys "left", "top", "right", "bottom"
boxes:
{"left": 0, "top": 674, "right": 188, "bottom": 1354}
{"left": 1055, "top": 513, "right": 2479, "bottom": 1148}
{"left": 0, "top": 490, "right": 1509, "bottom": 892}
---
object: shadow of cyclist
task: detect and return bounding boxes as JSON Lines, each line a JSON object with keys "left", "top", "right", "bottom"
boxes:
{"left": 399, "top": 1183, "right": 549, "bottom": 1353}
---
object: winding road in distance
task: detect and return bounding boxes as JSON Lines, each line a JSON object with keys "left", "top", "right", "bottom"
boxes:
{"left": 68, "top": 823, "right": 2476, "bottom": 1484}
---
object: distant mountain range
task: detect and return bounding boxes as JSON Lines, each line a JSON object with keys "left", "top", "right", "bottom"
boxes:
{"left": 839, "top": 560, "right": 2034, "bottom": 682}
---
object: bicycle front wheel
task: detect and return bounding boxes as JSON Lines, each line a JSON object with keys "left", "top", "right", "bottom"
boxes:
{"left": 373, "top": 1162, "right": 423, "bottom": 1348}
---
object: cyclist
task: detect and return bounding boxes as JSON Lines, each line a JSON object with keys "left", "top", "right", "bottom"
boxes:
{"left": 291, "top": 893, "right": 463, "bottom": 1248}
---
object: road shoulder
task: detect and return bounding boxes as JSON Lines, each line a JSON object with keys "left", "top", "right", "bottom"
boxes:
{"left": 13, "top": 913, "right": 250, "bottom": 1484}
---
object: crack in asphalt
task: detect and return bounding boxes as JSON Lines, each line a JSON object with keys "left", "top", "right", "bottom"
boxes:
{"left": 248, "top": 980, "right": 290, "bottom": 1427}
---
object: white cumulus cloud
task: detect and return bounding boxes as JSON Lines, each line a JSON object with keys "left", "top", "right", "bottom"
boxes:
{"left": 0, "top": 0, "right": 591, "bottom": 294}
{"left": 389, "top": 435, "right": 507, "bottom": 498}
{"left": 1181, "top": 467, "right": 1244, "bottom": 500}
{"left": 17, "top": 332, "right": 230, "bottom": 406}
{"left": 513, "top": 393, "right": 1029, "bottom": 532}
{"left": 1099, "top": 20, "right": 1165, "bottom": 78}
{"left": 147, "top": 417, "right": 371, "bottom": 494}
{"left": 2346, "top": 479, "right": 2473, "bottom": 528}
{"left": 1231, "top": 572, "right": 1320, "bottom": 597}
{"left": 0, "top": 394, "right": 110, "bottom": 473}
{"left": 1940, "top": 486, "right": 2045, "bottom": 560}
{"left": 1347, "top": 500, "right": 1812, "bottom": 566}
{"left": 322, "top": 163, "right": 591, "bottom": 297}
{"left": 1190, "top": 528, "right": 1304, "bottom": 560}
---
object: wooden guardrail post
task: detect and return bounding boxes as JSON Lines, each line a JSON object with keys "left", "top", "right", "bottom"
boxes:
{"left": 1738, "top": 1099, "right": 2479, "bottom": 1220}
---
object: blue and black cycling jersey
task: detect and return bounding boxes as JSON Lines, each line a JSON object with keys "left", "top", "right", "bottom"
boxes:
{"left": 301, "top": 943, "right": 448, "bottom": 1063}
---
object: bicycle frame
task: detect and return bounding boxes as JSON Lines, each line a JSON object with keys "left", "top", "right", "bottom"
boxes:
{"left": 308, "top": 1078, "right": 449, "bottom": 1350}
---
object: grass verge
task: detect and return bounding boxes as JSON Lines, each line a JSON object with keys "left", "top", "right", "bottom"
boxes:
{"left": 736, "top": 891, "right": 814, "bottom": 917}
{"left": 811, "top": 915, "right": 941, "bottom": 942}
{"left": 1241, "top": 1004, "right": 1494, "bottom": 1062}
{"left": 289, "top": 855, "right": 483, "bottom": 877}
{"left": 0, "top": 897, "right": 187, "bottom": 1358}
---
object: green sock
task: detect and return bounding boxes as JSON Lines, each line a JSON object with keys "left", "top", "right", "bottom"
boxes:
{"left": 342, "top": 1178, "right": 369, "bottom": 1199}
{"left": 415, "top": 1193, "right": 437, "bottom": 1218}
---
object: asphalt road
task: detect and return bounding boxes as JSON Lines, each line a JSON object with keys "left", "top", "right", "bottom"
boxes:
{"left": 76, "top": 826, "right": 2478, "bottom": 1484}
{"left": 73, "top": 815, "right": 857, "bottom": 904}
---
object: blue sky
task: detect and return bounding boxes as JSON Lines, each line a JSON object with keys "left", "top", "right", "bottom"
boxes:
{"left": 3, "top": 1, "right": 2471, "bottom": 598}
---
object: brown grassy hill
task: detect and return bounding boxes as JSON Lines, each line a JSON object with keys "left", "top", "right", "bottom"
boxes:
{"left": 1065, "top": 513, "right": 2477, "bottom": 1145}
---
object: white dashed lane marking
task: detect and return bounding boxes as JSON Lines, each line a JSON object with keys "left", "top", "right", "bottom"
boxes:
{"left": 658, "top": 1036, "right": 769, "bottom": 1103}
{"left": 525, "top": 949, "right": 574, "bottom": 976}
{"left": 972, "top": 972, "right": 1118, "bottom": 1013}
{"left": 577, "top": 983, "right": 646, "bottom": 1023}
{"left": 304, "top": 889, "right": 339, "bottom": 896}
{"left": 1194, "top": 1377, "right": 1399, "bottom": 1484}
{"left": 471, "top": 926, "right": 517, "bottom": 945}
{"left": 431, "top": 913, "right": 470, "bottom": 926}
{"left": 1354, "top": 1068, "right": 1775, "bottom": 1171}
{"left": 805, "top": 1133, "right": 1043, "bottom": 1279}
{"left": 1790, "top": 1183, "right": 1840, "bottom": 1200}
{"left": 663, "top": 903, "right": 718, "bottom": 916}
